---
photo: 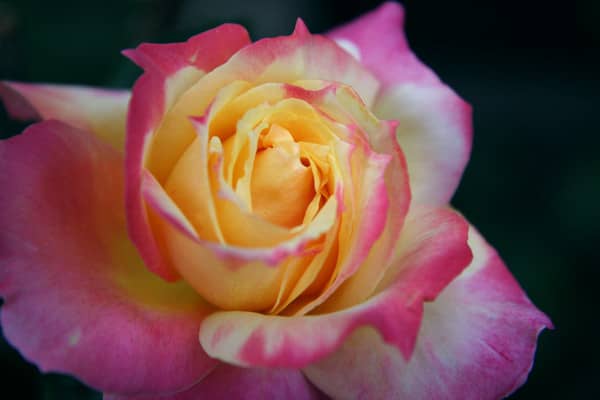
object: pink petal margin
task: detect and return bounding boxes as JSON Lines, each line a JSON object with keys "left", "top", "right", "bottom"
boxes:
{"left": 327, "top": 2, "right": 438, "bottom": 87}
{"left": 0, "top": 81, "right": 130, "bottom": 150}
{"left": 0, "top": 121, "right": 216, "bottom": 396}
{"left": 198, "top": 207, "right": 471, "bottom": 368}
{"left": 328, "top": 2, "right": 473, "bottom": 206}
{"left": 123, "top": 24, "right": 251, "bottom": 76}
{"left": 303, "top": 226, "right": 553, "bottom": 400}
{"left": 105, "top": 365, "right": 324, "bottom": 400}
{"left": 124, "top": 24, "right": 251, "bottom": 281}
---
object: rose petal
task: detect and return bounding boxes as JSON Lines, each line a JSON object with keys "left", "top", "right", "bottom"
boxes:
{"left": 105, "top": 365, "right": 323, "bottom": 400}
{"left": 301, "top": 86, "right": 411, "bottom": 312}
{"left": 0, "top": 121, "right": 216, "bottom": 395}
{"left": 125, "top": 25, "right": 252, "bottom": 281}
{"left": 198, "top": 207, "right": 471, "bottom": 368}
{"left": 303, "top": 226, "right": 552, "bottom": 400}
{"left": 159, "top": 196, "right": 337, "bottom": 312}
{"left": 213, "top": 84, "right": 400, "bottom": 315}
{"left": 124, "top": 26, "right": 252, "bottom": 184}
{"left": 375, "top": 84, "right": 472, "bottom": 205}
{"left": 287, "top": 140, "right": 392, "bottom": 315}
{"left": 142, "top": 19, "right": 380, "bottom": 185}
{"left": 328, "top": 2, "right": 472, "bottom": 205}
{"left": 142, "top": 159, "right": 339, "bottom": 311}
{"left": 238, "top": 19, "right": 380, "bottom": 106}
{"left": 126, "top": 21, "right": 380, "bottom": 281}
{"left": 123, "top": 24, "right": 251, "bottom": 77}
{"left": 327, "top": 2, "right": 438, "bottom": 87}
{"left": 0, "top": 82, "right": 129, "bottom": 150}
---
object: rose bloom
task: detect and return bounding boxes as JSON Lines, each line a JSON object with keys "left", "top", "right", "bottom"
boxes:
{"left": 0, "top": 3, "right": 551, "bottom": 399}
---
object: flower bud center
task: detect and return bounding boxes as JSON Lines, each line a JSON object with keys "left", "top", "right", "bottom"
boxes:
{"left": 251, "top": 124, "right": 315, "bottom": 228}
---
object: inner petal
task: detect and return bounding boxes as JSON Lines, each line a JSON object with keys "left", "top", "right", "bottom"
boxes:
{"left": 251, "top": 124, "right": 315, "bottom": 228}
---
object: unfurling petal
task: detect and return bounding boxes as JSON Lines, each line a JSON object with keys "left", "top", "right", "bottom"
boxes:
{"left": 375, "top": 84, "right": 472, "bottom": 206}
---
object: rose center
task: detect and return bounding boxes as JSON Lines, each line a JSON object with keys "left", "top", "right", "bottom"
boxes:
{"left": 251, "top": 124, "right": 315, "bottom": 228}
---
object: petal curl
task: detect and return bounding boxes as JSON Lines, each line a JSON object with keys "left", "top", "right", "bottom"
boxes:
{"left": 328, "top": 2, "right": 472, "bottom": 205}
{"left": 125, "top": 24, "right": 252, "bottom": 281}
{"left": 143, "top": 169, "right": 338, "bottom": 311}
{"left": 198, "top": 207, "right": 471, "bottom": 368}
{"left": 126, "top": 22, "right": 379, "bottom": 281}
{"left": 142, "top": 20, "right": 380, "bottom": 185}
{"left": 0, "top": 81, "right": 129, "bottom": 150}
{"left": 105, "top": 365, "right": 322, "bottom": 400}
{"left": 0, "top": 121, "right": 216, "bottom": 395}
{"left": 303, "top": 227, "right": 552, "bottom": 400}
{"left": 288, "top": 140, "right": 391, "bottom": 315}
{"left": 302, "top": 86, "right": 411, "bottom": 312}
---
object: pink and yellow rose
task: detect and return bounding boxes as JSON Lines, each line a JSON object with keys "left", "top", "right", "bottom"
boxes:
{"left": 0, "top": 3, "right": 551, "bottom": 399}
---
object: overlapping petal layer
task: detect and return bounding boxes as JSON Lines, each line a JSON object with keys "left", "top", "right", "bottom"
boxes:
{"left": 128, "top": 52, "right": 404, "bottom": 312}
{"left": 125, "top": 24, "right": 253, "bottom": 281}
{"left": 0, "top": 121, "right": 216, "bottom": 396}
{"left": 303, "top": 227, "right": 552, "bottom": 400}
{"left": 198, "top": 207, "right": 471, "bottom": 368}
{"left": 126, "top": 20, "right": 381, "bottom": 283}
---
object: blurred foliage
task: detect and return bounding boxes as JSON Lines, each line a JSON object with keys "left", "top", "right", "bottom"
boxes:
{"left": 0, "top": 0, "right": 598, "bottom": 398}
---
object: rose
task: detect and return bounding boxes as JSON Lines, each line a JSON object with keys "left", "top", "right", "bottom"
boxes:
{"left": 0, "top": 3, "right": 551, "bottom": 399}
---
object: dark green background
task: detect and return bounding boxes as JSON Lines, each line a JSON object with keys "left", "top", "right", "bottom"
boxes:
{"left": 1, "top": 0, "right": 597, "bottom": 398}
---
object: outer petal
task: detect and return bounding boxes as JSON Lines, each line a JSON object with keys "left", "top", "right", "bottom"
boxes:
{"left": 375, "top": 84, "right": 472, "bottom": 206}
{"left": 303, "top": 227, "right": 552, "bottom": 400}
{"left": 0, "top": 81, "right": 130, "bottom": 150}
{"left": 327, "top": 2, "right": 438, "bottom": 87}
{"left": 105, "top": 365, "right": 323, "bottom": 400}
{"left": 0, "top": 121, "right": 216, "bottom": 395}
{"left": 328, "top": 2, "right": 472, "bottom": 205}
{"left": 198, "top": 208, "right": 471, "bottom": 368}
{"left": 123, "top": 24, "right": 251, "bottom": 77}
{"left": 125, "top": 24, "right": 251, "bottom": 281}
